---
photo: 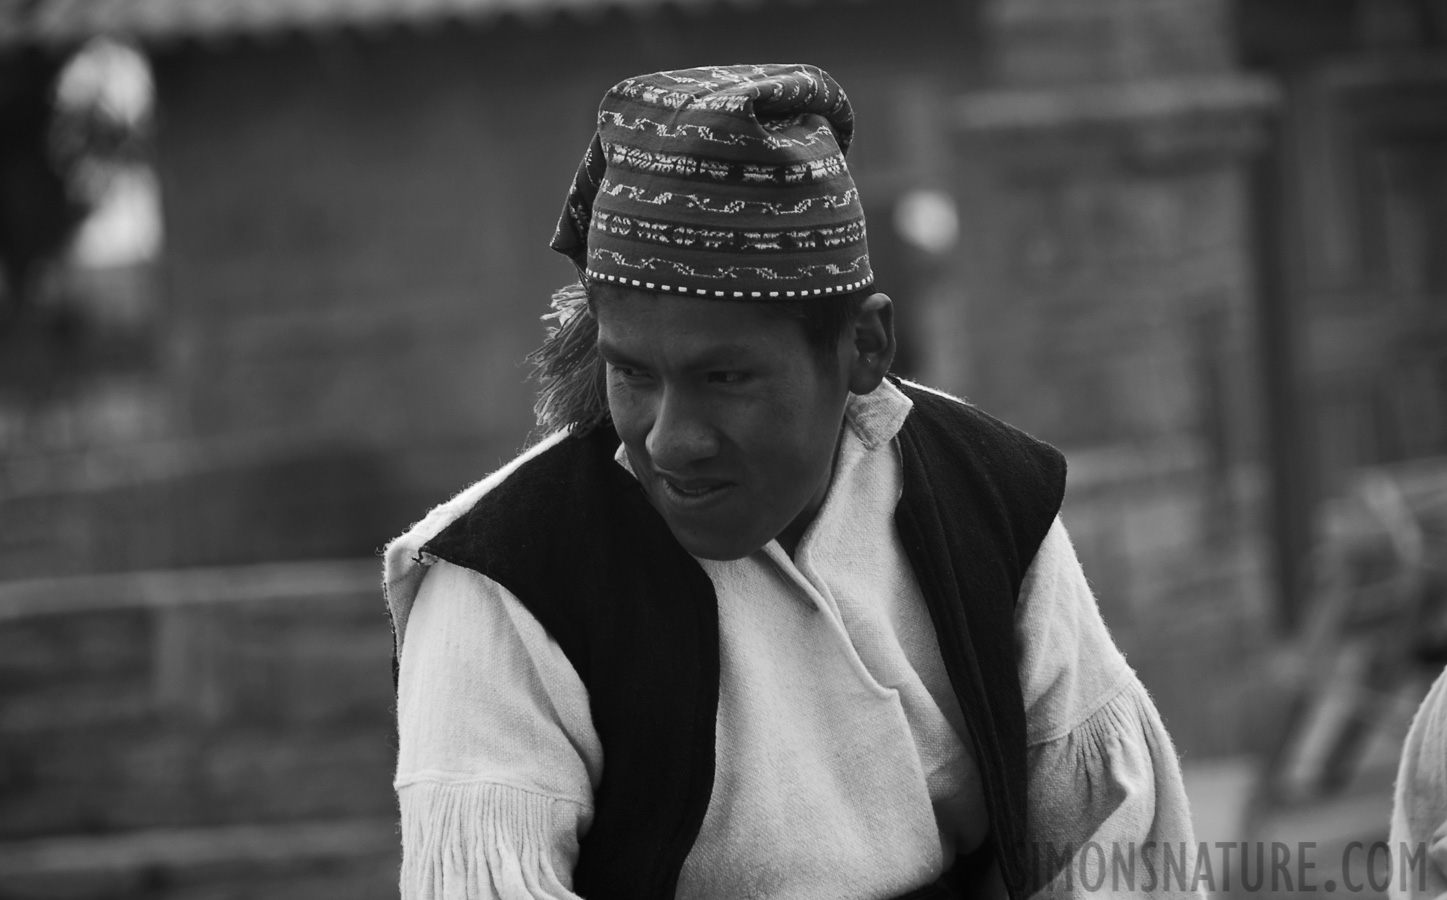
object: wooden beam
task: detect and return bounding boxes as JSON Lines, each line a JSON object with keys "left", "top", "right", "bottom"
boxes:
{"left": 0, "top": 558, "right": 379, "bottom": 623}
{"left": 0, "top": 817, "right": 398, "bottom": 878}
{"left": 953, "top": 73, "right": 1282, "bottom": 132}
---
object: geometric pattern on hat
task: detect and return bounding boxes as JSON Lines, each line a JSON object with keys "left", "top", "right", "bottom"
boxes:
{"left": 550, "top": 63, "right": 874, "bottom": 300}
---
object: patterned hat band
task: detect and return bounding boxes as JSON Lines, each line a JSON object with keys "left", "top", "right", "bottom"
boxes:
{"left": 585, "top": 269, "right": 874, "bottom": 300}
{"left": 552, "top": 64, "right": 874, "bottom": 300}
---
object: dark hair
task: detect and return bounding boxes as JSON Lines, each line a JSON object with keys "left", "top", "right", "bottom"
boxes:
{"left": 763, "top": 288, "right": 872, "bottom": 362}
{"left": 527, "top": 281, "right": 875, "bottom": 438}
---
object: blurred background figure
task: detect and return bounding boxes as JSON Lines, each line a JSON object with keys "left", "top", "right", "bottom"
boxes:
{"left": 0, "top": 1, "right": 1443, "bottom": 897}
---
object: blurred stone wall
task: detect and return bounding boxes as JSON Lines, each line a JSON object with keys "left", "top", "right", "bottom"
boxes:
{"left": 932, "top": 0, "right": 1285, "bottom": 757}
{"left": 0, "top": 562, "right": 398, "bottom": 898}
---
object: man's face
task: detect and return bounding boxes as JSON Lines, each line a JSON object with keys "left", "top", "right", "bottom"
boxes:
{"left": 594, "top": 288, "right": 852, "bottom": 561}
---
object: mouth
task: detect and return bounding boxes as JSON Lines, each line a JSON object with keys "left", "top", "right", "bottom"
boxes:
{"left": 657, "top": 475, "right": 734, "bottom": 509}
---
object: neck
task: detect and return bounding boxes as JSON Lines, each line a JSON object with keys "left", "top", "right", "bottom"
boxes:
{"left": 774, "top": 417, "right": 848, "bottom": 559}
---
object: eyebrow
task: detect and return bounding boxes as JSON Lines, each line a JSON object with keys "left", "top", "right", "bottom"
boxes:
{"left": 595, "top": 340, "right": 645, "bottom": 367}
{"left": 596, "top": 338, "right": 763, "bottom": 370}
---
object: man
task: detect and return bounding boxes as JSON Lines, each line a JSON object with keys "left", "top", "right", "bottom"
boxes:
{"left": 384, "top": 64, "right": 1198, "bottom": 900}
{"left": 1391, "top": 666, "right": 1447, "bottom": 898}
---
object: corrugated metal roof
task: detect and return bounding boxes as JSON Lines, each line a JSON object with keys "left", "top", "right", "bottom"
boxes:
{"left": 0, "top": 0, "right": 745, "bottom": 47}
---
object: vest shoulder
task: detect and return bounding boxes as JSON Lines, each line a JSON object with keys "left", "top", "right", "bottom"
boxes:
{"left": 422, "top": 426, "right": 625, "bottom": 575}
{"left": 896, "top": 379, "right": 1066, "bottom": 484}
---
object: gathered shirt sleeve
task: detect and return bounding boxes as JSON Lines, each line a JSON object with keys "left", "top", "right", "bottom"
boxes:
{"left": 394, "top": 560, "right": 602, "bottom": 900}
{"left": 1391, "top": 667, "right": 1447, "bottom": 899}
{"left": 1015, "top": 519, "right": 1202, "bottom": 898}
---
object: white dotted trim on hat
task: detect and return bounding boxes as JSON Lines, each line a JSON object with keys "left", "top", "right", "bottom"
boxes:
{"left": 586, "top": 269, "right": 872, "bottom": 299}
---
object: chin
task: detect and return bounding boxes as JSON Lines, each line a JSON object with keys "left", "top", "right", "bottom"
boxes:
{"left": 668, "top": 526, "right": 764, "bottom": 562}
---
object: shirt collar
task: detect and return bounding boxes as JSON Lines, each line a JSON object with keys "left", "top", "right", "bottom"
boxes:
{"left": 844, "top": 376, "right": 913, "bottom": 449}
{"left": 612, "top": 377, "right": 913, "bottom": 473}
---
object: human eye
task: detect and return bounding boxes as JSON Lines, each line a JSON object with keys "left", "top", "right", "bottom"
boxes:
{"left": 608, "top": 362, "right": 651, "bottom": 382}
{"left": 706, "top": 370, "right": 747, "bottom": 385}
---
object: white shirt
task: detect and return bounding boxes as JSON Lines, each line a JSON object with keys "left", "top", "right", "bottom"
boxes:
{"left": 384, "top": 379, "right": 1200, "bottom": 899}
{"left": 1391, "top": 665, "right": 1447, "bottom": 899}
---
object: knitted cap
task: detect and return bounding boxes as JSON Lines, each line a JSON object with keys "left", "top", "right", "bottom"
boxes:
{"left": 550, "top": 64, "right": 873, "bottom": 300}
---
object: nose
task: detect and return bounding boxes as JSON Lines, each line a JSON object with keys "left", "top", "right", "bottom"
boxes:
{"left": 645, "top": 387, "right": 720, "bottom": 472}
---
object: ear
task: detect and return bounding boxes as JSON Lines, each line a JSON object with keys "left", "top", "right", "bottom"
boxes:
{"left": 847, "top": 292, "right": 895, "bottom": 395}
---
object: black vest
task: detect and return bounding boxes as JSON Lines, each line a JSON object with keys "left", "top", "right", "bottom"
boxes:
{"left": 421, "top": 382, "right": 1066, "bottom": 900}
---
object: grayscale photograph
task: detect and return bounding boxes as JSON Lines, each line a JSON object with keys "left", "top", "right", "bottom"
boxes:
{"left": 1, "top": 1, "right": 1445, "bottom": 898}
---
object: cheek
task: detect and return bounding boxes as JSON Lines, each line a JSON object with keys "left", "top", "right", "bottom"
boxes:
{"left": 749, "top": 390, "right": 841, "bottom": 477}
{"left": 605, "top": 381, "right": 648, "bottom": 444}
